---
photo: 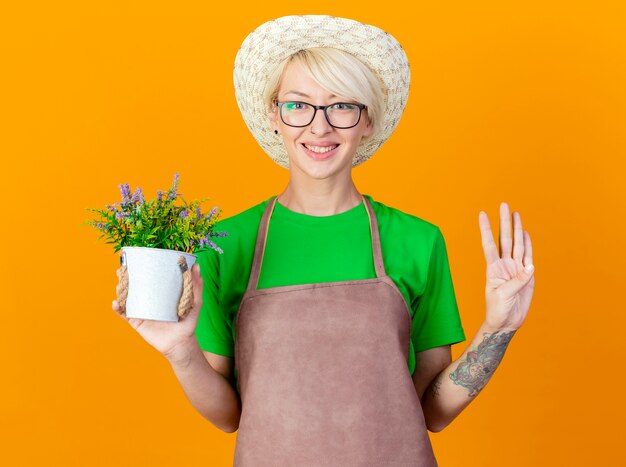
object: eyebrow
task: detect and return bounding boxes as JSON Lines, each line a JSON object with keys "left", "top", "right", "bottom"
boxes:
{"left": 283, "top": 90, "right": 337, "bottom": 98}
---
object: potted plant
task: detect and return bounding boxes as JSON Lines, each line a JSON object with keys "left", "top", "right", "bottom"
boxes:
{"left": 84, "top": 172, "right": 227, "bottom": 322}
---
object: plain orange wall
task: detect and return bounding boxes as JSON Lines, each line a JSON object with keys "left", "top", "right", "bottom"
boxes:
{"left": 1, "top": 1, "right": 625, "bottom": 466}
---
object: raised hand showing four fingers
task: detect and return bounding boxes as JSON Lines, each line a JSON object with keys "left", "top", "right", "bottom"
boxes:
{"left": 479, "top": 202, "right": 535, "bottom": 331}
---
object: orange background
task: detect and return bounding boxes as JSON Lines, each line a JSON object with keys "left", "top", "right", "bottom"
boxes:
{"left": 1, "top": 1, "right": 625, "bottom": 465}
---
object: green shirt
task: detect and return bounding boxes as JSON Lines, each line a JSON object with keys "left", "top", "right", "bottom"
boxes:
{"left": 194, "top": 194, "right": 466, "bottom": 378}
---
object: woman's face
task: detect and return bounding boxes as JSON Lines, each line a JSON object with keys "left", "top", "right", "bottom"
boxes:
{"left": 269, "top": 61, "right": 374, "bottom": 180}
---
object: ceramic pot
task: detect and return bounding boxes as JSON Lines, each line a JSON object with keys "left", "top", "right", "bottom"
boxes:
{"left": 120, "top": 246, "right": 197, "bottom": 322}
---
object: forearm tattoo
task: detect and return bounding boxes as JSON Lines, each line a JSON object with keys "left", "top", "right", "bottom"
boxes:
{"left": 449, "top": 331, "right": 515, "bottom": 397}
{"left": 430, "top": 374, "right": 443, "bottom": 398}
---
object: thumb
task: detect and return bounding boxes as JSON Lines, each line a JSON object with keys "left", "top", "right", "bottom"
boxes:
{"left": 499, "top": 263, "right": 535, "bottom": 297}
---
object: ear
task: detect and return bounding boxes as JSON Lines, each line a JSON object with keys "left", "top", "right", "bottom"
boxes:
{"left": 269, "top": 104, "right": 279, "bottom": 133}
{"left": 362, "top": 118, "right": 375, "bottom": 138}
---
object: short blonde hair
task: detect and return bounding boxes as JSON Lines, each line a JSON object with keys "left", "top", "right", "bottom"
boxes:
{"left": 263, "top": 47, "right": 386, "bottom": 137}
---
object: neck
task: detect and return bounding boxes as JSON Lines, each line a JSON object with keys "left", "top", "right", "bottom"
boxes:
{"left": 276, "top": 175, "right": 363, "bottom": 216}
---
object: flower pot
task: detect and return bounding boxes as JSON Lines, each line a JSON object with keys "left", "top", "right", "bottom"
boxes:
{"left": 121, "top": 246, "right": 197, "bottom": 322}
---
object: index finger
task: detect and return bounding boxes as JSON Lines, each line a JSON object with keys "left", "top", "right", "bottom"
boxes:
{"left": 523, "top": 230, "right": 533, "bottom": 267}
{"left": 112, "top": 299, "right": 129, "bottom": 321}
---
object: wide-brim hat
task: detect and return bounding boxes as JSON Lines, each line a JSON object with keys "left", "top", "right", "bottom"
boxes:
{"left": 233, "top": 15, "right": 411, "bottom": 169}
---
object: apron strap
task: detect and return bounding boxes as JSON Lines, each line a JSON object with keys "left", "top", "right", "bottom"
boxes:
{"left": 246, "top": 196, "right": 278, "bottom": 292}
{"left": 246, "top": 194, "right": 386, "bottom": 292}
{"left": 362, "top": 195, "right": 387, "bottom": 278}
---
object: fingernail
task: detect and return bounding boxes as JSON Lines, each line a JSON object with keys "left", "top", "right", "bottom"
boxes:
{"left": 525, "top": 264, "right": 534, "bottom": 273}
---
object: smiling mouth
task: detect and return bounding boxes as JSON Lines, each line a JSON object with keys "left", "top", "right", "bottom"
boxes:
{"left": 301, "top": 143, "right": 339, "bottom": 153}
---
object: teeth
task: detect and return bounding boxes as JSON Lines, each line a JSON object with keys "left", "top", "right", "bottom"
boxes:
{"left": 304, "top": 144, "right": 338, "bottom": 153}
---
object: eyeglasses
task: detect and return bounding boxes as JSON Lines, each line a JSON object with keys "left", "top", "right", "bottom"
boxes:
{"left": 275, "top": 101, "right": 367, "bottom": 129}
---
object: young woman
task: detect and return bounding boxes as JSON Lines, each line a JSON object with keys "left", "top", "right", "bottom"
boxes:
{"left": 113, "top": 15, "right": 535, "bottom": 466}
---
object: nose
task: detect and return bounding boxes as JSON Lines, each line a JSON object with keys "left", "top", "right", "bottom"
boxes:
{"left": 309, "top": 107, "right": 333, "bottom": 135}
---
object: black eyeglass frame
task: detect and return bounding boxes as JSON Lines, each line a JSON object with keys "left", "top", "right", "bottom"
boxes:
{"left": 275, "top": 101, "right": 367, "bottom": 129}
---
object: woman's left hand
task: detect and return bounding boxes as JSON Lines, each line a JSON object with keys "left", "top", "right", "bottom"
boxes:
{"left": 478, "top": 202, "right": 535, "bottom": 331}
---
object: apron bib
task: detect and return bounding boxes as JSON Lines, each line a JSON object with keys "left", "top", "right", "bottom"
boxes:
{"left": 233, "top": 195, "right": 437, "bottom": 467}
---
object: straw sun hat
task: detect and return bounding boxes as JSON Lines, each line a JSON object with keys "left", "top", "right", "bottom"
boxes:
{"left": 233, "top": 15, "right": 411, "bottom": 169}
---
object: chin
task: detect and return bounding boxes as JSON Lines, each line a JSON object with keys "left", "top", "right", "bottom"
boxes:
{"left": 290, "top": 156, "right": 353, "bottom": 180}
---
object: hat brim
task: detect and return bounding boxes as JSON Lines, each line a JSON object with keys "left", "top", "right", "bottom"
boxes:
{"left": 233, "top": 15, "right": 411, "bottom": 169}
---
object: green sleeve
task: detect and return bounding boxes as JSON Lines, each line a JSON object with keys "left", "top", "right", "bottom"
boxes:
{"left": 411, "top": 228, "right": 466, "bottom": 352}
{"left": 194, "top": 248, "right": 235, "bottom": 357}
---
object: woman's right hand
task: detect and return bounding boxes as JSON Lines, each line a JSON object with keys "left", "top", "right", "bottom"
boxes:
{"left": 111, "top": 263, "right": 204, "bottom": 362}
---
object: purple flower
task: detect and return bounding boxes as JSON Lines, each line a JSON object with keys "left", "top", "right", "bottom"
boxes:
{"left": 167, "top": 172, "right": 180, "bottom": 201}
{"left": 196, "top": 206, "right": 202, "bottom": 219}
{"left": 131, "top": 186, "right": 145, "bottom": 204}
{"left": 213, "top": 230, "right": 228, "bottom": 237}
{"left": 119, "top": 183, "right": 131, "bottom": 203}
{"left": 206, "top": 206, "right": 218, "bottom": 221}
{"left": 106, "top": 204, "right": 116, "bottom": 212}
{"left": 206, "top": 240, "right": 223, "bottom": 254}
{"left": 157, "top": 190, "right": 163, "bottom": 201}
{"left": 115, "top": 211, "right": 129, "bottom": 220}
{"left": 179, "top": 209, "right": 189, "bottom": 219}
{"left": 198, "top": 233, "right": 224, "bottom": 254}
